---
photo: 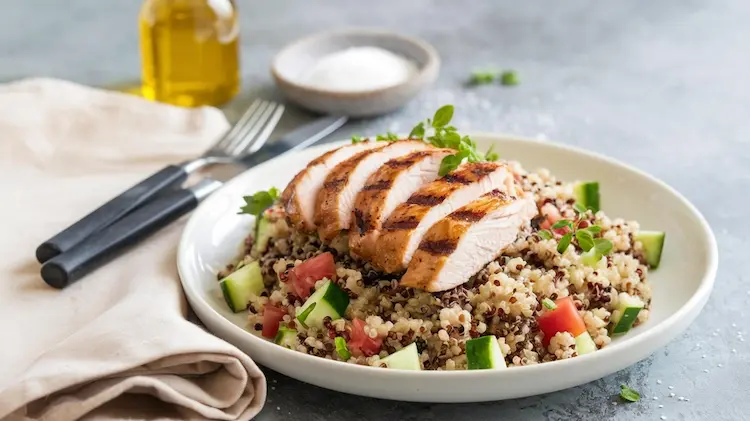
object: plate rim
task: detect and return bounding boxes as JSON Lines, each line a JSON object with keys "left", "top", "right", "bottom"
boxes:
{"left": 178, "top": 132, "right": 719, "bottom": 380}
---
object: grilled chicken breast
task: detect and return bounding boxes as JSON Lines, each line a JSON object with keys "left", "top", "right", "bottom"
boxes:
{"left": 349, "top": 148, "right": 454, "bottom": 261}
{"left": 401, "top": 189, "right": 538, "bottom": 292}
{"left": 281, "top": 141, "right": 384, "bottom": 232}
{"left": 370, "top": 162, "right": 516, "bottom": 273}
{"left": 315, "top": 140, "right": 432, "bottom": 241}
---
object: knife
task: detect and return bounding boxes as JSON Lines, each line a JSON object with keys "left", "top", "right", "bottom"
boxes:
{"left": 40, "top": 115, "right": 348, "bottom": 289}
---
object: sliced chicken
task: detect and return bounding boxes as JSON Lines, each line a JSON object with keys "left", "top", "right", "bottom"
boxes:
{"left": 370, "top": 162, "right": 516, "bottom": 273}
{"left": 349, "top": 148, "right": 454, "bottom": 261}
{"left": 315, "top": 140, "right": 433, "bottom": 241}
{"left": 281, "top": 141, "right": 384, "bottom": 232}
{"left": 400, "top": 189, "right": 538, "bottom": 292}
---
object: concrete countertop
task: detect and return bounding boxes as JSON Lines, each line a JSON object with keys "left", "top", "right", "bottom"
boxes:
{"left": 2, "top": 1, "right": 748, "bottom": 420}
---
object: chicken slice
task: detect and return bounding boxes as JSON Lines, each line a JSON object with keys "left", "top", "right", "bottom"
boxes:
{"left": 349, "top": 148, "right": 454, "bottom": 261}
{"left": 315, "top": 140, "right": 433, "bottom": 241}
{"left": 401, "top": 189, "right": 538, "bottom": 292}
{"left": 371, "top": 162, "right": 516, "bottom": 273}
{"left": 281, "top": 141, "right": 384, "bottom": 232}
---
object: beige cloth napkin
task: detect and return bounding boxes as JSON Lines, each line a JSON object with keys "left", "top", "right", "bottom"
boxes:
{"left": 0, "top": 78, "right": 266, "bottom": 421}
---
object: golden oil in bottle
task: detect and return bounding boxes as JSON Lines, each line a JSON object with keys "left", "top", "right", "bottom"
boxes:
{"left": 139, "top": 0, "right": 240, "bottom": 107}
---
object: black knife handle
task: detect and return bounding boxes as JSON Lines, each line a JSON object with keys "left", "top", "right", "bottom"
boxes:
{"left": 35, "top": 164, "right": 189, "bottom": 264}
{"left": 40, "top": 182, "right": 202, "bottom": 289}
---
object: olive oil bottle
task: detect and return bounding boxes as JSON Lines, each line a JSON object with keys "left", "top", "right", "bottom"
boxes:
{"left": 139, "top": 0, "right": 240, "bottom": 107}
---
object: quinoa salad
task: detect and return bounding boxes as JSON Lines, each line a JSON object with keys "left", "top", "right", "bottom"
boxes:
{"left": 217, "top": 105, "right": 665, "bottom": 371}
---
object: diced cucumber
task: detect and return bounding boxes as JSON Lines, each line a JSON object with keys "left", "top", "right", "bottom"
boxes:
{"left": 381, "top": 343, "right": 422, "bottom": 370}
{"left": 335, "top": 337, "right": 351, "bottom": 361}
{"left": 219, "top": 262, "right": 264, "bottom": 312}
{"left": 636, "top": 230, "right": 665, "bottom": 269}
{"left": 254, "top": 216, "right": 272, "bottom": 253}
{"left": 466, "top": 335, "right": 507, "bottom": 370}
{"left": 610, "top": 294, "right": 645, "bottom": 336}
{"left": 574, "top": 181, "right": 600, "bottom": 213}
{"left": 574, "top": 332, "right": 597, "bottom": 355}
{"left": 274, "top": 326, "right": 298, "bottom": 349}
{"left": 581, "top": 248, "right": 602, "bottom": 267}
{"left": 295, "top": 280, "right": 349, "bottom": 328}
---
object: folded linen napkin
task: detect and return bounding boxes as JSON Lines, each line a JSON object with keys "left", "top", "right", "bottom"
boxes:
{"left": 0, "top": 78, "right": 266, "bottom": 421}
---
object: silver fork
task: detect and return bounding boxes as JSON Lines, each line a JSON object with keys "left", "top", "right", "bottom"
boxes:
{"left": 35, "top": 99, "right": 285, "bottom": 263}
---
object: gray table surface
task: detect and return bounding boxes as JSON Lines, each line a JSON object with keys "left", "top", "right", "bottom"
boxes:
{"left": 3, "top": 1, "right": 749, "bottom": 420}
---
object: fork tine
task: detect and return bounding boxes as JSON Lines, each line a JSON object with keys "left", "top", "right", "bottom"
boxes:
{"left": 214, "top": 99, "right": 262, "bottom": 150}
{"left": 227, "top": 102, "right": 281, "bottom": 156}
{"left": 246, "top": 104, "right": 285, "bottom": 155}
{"left": 224, "top": 101, "right": 272, "bottom": 155}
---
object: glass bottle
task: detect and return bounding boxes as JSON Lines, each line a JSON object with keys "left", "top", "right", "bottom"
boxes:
{"left": 139, "top": 0, "right": 241, "bottom": 107}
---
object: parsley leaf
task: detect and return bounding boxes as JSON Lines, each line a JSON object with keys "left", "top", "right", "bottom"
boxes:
{"left": 573, "top": 202, "right": 588, "bottom": 214}
{"left": 500, "top": 70, "right": 519, "bottom": 86}
{"left": 485, "top": 144, "right": 499, "bottom": 161}
{"left": 432, "top": 105, "right": 454, "bottom": 128}
{"left": 576, "top": 229, "right": 595, "bottom": 252}
{"left": 409, "top": 122, "right": 425, "bottom": 140}
{"left": 238, "top": 188, "right": 279, "bottom": 217}
{"left": 594, "top": 238, "right": 613, "bottom": 255}
{"left": 584, "top": 225, "right": 602, "bottom": 234}
{"left": 619, "top": 384, "right": 640, "bottom": 402}
{"left": 351, "top": 135, "right": 364, "bottom": 144}
{"left": 551, "top": 219, "right": 572, "bottom": 230}
{"left": 439, "top": 154, "right": 465, "bottom": 176}
{"left": 557, "top": 232, "right": 573, "bottom": 253}
{"left": 538, "top": 230, "right": 553, "bottom": 240}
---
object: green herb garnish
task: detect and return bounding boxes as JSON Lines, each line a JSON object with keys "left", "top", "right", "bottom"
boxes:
{"left": 470, "top": 70, "right": 496, "bottom": 85}
{"left": 500, "top": 70, "right": 519, "bottom": 86}
{"left": 351, "top": 135, "right": 365, "bottom": 144}
{"left": 542, "top": 298, "right": 557, "bottom": 310}
{"left": 619, "top": 384, "right": 640, "bottom": 402}
{"left": 238, "top": 187, "right": 279, "bottom": 217}
{"left": 538, "top": 230, "right": 553, "bottom": 240}
{"left": 408, "top": 105, "right": 498, "bottom": 176}
{"left": 544, "top": 208, "right": 613, "bottom": 256}
{"left": 375, "top": 132, "right": 399, "bottom": 142}
{"left": 335, "top": 336, "right": 352, "bottom": 360}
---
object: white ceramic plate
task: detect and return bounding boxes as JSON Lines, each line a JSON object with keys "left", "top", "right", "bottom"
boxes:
{"left": 178, "top": 134, "right": 718, "bottom": 403}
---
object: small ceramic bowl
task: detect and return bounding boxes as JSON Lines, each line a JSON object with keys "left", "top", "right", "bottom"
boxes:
{"left": 271, "top": 29, "right": 440, "bottom": 118}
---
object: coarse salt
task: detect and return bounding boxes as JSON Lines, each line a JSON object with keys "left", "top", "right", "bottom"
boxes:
{"left": 661, "top": 415, "right": 667, "bottom": 420}
{"left": 302, "top": 46, "right": 417, "bottom": 92}
{"left": 656, "top": 379, "right": 663, "bottom": 384}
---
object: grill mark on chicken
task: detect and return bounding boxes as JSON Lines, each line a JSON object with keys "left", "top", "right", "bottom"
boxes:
{"left": 442, "top": 173, "right": 472, "bottom": 185}
{"left": 323, "top": 178, "right": 346, "bottom": 189}
{"left": 383, "top": 151, "right": 431, "bottom": 168}
{"left": 383, "top": 218, "right": 420, "bottom": 231}
{"left": 406, "top": 194, "right": 445, "bottom": 206}
{"left": 362, "top": 180, "right": 393, "bottom": 191}
{"left": 418, "top": 239, "right": 458, "bottom": 255}
{"left": 470, "top": 163, "right": 498, "bottom": 177}
{"left": 448, "top": 210, "right": 486, "bottom": 222}
{"left": 353, "top": 208, "right": 368, "bottom": 235}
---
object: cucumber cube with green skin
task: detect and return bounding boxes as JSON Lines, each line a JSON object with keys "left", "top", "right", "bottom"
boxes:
{"left": 254, "top": 216, "right": 273, "bottom": 253}
{"left": 466, "top": 335, "right": 507, "bottom": 370}
{"left": 580, "top": 248, "right": 602, "bottom": 268}
{"left": 274, "top": 326, "right": 298, "bottom": 349}
{"left": 296, "top": 280, "right": 350, "bottom": 328}
{"left": 610, "top": 294, "right": 645, "bottom": 335}
{"left": 574, "top": 181, "right": 600, "bottom": 213}
{"left": 574, "top": 332, "right": 597, "bottom": 355}
{"left": 219, "top": 262, "right": 264, "bottom": 312}
{"left": 635, "top": 230, "right": 665, "bottom": 269}
{"left": 381, "top": 343, "right": 422, "bottom": 370}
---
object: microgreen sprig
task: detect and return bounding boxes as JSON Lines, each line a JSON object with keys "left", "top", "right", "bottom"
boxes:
{"left": 409, "top": 105, "right": 499, "bottom": 175}
{"left": 538, "top": 205, "right": 613, "bottom": 256}
{"left": 376, "top": 132, "right": 399, "bottom": 142}
{"left": 619, "top": 384, "right": 640, "bottom": 402}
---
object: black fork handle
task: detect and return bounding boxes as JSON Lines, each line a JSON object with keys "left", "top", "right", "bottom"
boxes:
{"left": 35, "top": 164, "right": 188, "bottom": 263}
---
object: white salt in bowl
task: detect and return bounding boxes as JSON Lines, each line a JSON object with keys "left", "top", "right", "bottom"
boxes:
{"left": 271, "top": 29, "right": 440, "bottom": 117}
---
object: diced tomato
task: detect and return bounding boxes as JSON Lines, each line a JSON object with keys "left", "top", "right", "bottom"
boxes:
{"left": 348, "top": 318, "right": 382, "bottom": 357}
{"left": 261, "top": 304, "right": 286, "bottom": 338}
{"left": 536, "top": 296, "right": 587, "bottom": 346}
{"left": 539, "top": 203, "right": 562, "bottom": 231}
{"left": 289, "top": 252, "right": 337, "bottom": 299}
